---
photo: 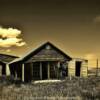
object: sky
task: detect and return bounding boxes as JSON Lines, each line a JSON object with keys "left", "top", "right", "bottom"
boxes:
{"left": 0, "top": 0, "right": 100, "bottom": 67}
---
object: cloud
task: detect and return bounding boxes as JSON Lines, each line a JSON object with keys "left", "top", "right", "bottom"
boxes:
{"left": 0, "top": 27, "right": 21, "bottom": 38}
{"left": 6, "top": 49, "right": 11, "bottom": 52}
{"left": 93, "top": 16, "right": 100, "bottom": 23}
{"left": 0, "top": 27, "right": 26, "bottom": 48}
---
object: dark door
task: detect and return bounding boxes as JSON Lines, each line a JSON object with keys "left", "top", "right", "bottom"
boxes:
{"left": 75, "top": 61, "right": 81, "bottom": 76}
{"left": 42, "top": 62, "right": 48, "bottom": 80}
{"left": 24, "top": 63, "right": 33, "bottom": 82}
{"left": 2, "top": 64, "right": 6, "bottom": 75}
{"left": 50, "top": 62, "right": 56, "bottom": 78}
{"left": 32, "top": 62, "right": 40, "bottom": 80}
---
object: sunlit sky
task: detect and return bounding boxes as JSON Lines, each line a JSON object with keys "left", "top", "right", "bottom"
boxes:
{"left": 0, "top": 0, "right": 100, "bottom": 68}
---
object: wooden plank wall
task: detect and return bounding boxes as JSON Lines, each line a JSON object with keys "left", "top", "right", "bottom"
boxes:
{"left": 68, "top": 61, "right": 75, "bottom": 76}
{"left": 68, "top": 59, "right": 88, "bottom": 77}
{"left": 81, "top": 61, "right": 88, "bottom": 77}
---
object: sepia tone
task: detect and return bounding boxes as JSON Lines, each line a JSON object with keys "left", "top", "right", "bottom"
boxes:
{"left": 0, "top": 0, "right": 100, "bottom": 100}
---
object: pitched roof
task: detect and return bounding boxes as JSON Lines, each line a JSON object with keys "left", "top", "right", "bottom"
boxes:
{"left": 9, "top": 42, "right": 72, "bottom": 64}
{"left": 0, "top": 53, "right": 18, "bottom": 64}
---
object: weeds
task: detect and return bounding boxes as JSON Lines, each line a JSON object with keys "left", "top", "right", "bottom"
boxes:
{"left": 0, "top": 77, "right": 100, "bottom": 100}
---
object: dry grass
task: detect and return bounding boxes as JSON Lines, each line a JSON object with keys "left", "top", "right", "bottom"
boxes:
{"left": 0, "top": 77, "right": 100, "bottom": 100}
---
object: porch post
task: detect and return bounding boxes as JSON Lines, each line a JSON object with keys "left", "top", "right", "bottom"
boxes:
{"left": 48, "top": 62, "right": 50, "bottom": 79}
{"left": 30, "top": 63, "right": 33, "bottom": 78}
{"left": 40, "top": 62, "right": 42, "bottom": 80}
{"left": 0, "top": 65, "right": 2, "bottom": 76}
{"left": 57, "top": 61, "right": 60, "bottom": 78}
{"left": 57, "top": 61, "right": 60, "bottom": 68}
{"left": 22, "top": 64, "right": 24, "bottom": 82}
{"left": 15, "top": 71, "right": 17, "bottom": 79}
{"left": 6, "top": 64, "right": 10, "bottom": 76}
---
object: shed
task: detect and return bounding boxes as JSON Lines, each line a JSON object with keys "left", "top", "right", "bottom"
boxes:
{"left": 0, "top": 54, "right": 18, "bottom": 77}
{"left": 68, "top": 58, "right": 88, "bottom": 77}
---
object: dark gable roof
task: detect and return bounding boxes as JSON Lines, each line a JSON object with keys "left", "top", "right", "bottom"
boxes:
{"left": 0, "top": 53, "right": 18, "bottom": 64}
{"left": 22, "top": 42, "right": 72, "bottom": 62}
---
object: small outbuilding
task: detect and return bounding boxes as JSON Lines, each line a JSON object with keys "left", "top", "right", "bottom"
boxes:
{"left": 0, "top": 54, "right": 18, "bottom": 77}
{"left": 68, "top": 58, "right": 88, "bottom": 77}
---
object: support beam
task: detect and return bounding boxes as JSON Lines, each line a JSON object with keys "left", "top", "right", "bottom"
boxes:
{"left": 30, "top": 63, "right": 33, "bottom": 78}
{"left": 57, "top": 61, "right": 60, "bottom": 68}
{"left": 87, "top": 62, "right": 88, "bottom": 77}
{"left": 15, "top": 71, "right": 17, "bottom": 79}
{"left": 6, "top": 64, "right": 10, "bottom": 76}
{"left": 57, "top": 61, "right": 60, "bottom": 78}
{"left": 0, "top": 65, "right": 2, "bottom": 76}
{"left": 40, "top": 62, "right": 42, "bottom": 80}
{"left": 96, "top": 59, "right": 98, "bottom": 77}
{"left": 22, "top": 64, "right": 24, "bottom": 82}
{"left": 48, "top": 62, "right": 50, "bottom": 79}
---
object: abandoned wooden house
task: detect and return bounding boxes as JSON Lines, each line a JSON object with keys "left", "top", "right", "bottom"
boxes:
{"left": 0, "top": 54, "right": 18, "bottom": 77}
{"left": 9, "top": 42, "right": 88, "bottom": 82}
{"left": 9, "top": 42, "right": 72, "bottom": 82}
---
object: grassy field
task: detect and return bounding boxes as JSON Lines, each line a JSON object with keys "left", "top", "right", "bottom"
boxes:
{"left": 0, "top": 77, "right": 100, "bottom": 100}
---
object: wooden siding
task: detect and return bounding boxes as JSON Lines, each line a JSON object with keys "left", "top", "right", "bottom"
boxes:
{"left": 25, "top": 45, "right": 68, "bottom": 63}
{"left": 68, "top": 58, "right": 88, "bottom": 77}
{"left": 20, "top": 42, "right": 71, "bottom": 63}
{"left": 68, "top": 61, "right": 75, "bottom": 76}
{"left": 81, "top": 61, "right": 88, "bottom": 77}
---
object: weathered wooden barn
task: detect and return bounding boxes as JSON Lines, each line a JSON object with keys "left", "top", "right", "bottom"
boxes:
{"left": 9, "top": 42, "right": 88, "bottom": 82}
{"left": 0, "top": 54, "right": 18, "bottom": 77}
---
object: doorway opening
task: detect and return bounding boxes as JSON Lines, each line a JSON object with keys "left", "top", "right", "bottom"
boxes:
{"left": 42, "top": 62, "right": 48, "bottom": 80}
{"left": 75, "top": 61, "right": 81, "bottom": 76}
